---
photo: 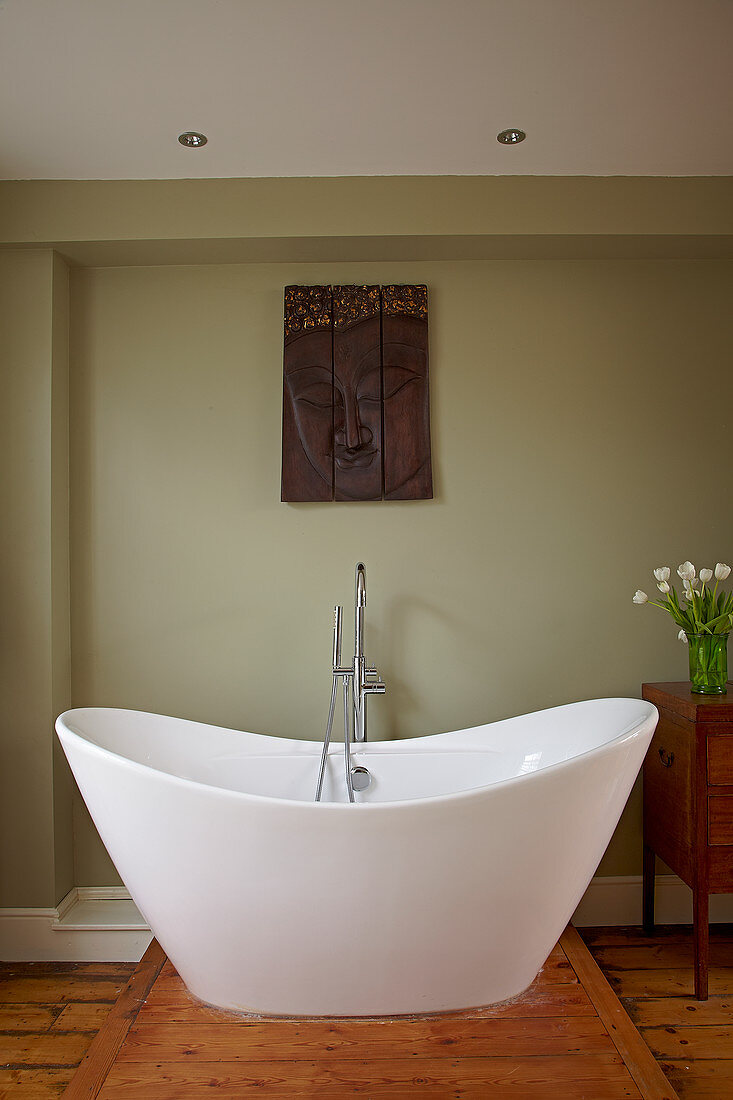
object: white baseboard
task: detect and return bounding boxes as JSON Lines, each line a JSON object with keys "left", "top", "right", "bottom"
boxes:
{"left": 2, "top": 876, "right": 732, "bottom": 961}
{"left": 0, "top": 887, "right": 152, "bottom": 962}
{"left": 573, "top": 874, "right": 733, "bottom": 927}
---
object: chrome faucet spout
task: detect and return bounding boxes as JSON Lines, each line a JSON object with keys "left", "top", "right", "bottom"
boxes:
{"left": 354, "top": 558, "right": 365, "bottom": 611}
{"left": 352, "top": 562, "right": 385, "bottom": 744}
{"left": 355, "top": 562, "right": 366, "bottom": 666}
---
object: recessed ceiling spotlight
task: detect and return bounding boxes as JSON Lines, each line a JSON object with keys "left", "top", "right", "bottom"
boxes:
{"left": 178, "top": 131, "right": 208, "bottom": 148}
{"left": 497, "top": 128, "right": 526, "bottom": 145}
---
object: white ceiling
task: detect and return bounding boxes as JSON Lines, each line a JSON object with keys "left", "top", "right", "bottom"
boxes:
{"left": 1, "top": 0, "right": 732, "bottom": 181}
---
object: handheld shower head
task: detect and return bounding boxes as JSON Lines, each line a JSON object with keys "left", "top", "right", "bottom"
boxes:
{"left": 332, "top": 605, "right": 343, "bottom": 669}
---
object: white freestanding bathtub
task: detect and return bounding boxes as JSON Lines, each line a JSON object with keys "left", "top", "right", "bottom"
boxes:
{"left": 56, "top": 698, "right": 656, "bottom": 1016}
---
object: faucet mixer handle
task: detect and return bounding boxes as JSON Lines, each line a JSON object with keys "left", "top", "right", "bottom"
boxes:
{"left": 364, "top": 665, "right": 386, "bottom": 695}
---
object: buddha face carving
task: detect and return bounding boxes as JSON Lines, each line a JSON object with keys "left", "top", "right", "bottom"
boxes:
{"left": 281, "top": 285, "right": 432, "bottom": 502}
{"left": 284, "top": 335, "right": 334, "bottom": 493}
{"left": 333, "top": 339, "right": 380, "bottom": 474}
{"left": 381, "top": 316, "right": 431, "bottom": 500}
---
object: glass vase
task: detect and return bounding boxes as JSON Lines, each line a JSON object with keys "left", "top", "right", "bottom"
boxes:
{"left": 686, "top": 632, "right": 729, "bottom": 694}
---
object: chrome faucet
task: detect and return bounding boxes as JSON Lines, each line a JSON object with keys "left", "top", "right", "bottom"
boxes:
{"left": 315, "top": 563, "right": 386, "bottom": 802}
{"left": 334, "top": 563, "right": 386, "bottom": 743}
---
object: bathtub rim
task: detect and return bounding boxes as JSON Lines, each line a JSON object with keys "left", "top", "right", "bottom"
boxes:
{"left": 55, "top": 697, "right": 658, "bottom": 812}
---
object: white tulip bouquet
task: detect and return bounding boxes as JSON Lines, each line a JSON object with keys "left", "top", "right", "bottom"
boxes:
{"left": 633, "top": 561, "right": 732, "bottom": 693}
{"left": 633, "top": 561, "right": 732, "bottom": 640}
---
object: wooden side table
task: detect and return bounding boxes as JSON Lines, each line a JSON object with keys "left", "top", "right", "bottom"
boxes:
{"left": 642, "top": 681, "right": 733, "bottom": 999}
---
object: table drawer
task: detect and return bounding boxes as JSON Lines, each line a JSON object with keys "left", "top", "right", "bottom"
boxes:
{"left": 709, "top": 796, "right": 733, "bottom": 845}
{"left": 708, "top": 734, "right": 733, "bottom": 784}
{"left": 644, "top": 717, "right": 693, "bottom": 865}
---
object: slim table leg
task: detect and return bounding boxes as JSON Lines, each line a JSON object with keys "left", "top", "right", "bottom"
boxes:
{"left": 642, "top": 844, "right": 655, "bottom": 935}
{"left": 692, "top": 883, "right": 709, "bottom": 1000}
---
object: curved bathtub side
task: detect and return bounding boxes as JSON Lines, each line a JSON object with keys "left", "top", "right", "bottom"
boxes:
{"left": 57, "top": 710, "right": 655, "bottom": 1016}
{"left": 56, "top": 707, "right": 318, "bottom": 774}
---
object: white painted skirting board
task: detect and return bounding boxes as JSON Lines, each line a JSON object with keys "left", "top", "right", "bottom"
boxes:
{"left": 0, "top": 887, "right": 152, "bottom": 962}
{"left": 573, "top": 874, "right": 733, "bottom": 928}
{"left": 2, "top": 877, "right": 733, "bottom": 961}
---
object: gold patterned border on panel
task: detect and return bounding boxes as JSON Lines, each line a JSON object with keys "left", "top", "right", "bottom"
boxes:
{"left": 284, "top": 285, "right": 332, "bottom": 342}
{"left": 332, "top": 285, "right": 381, "bottom": 331}
{"left": 381, "top": 284, "right": 428, "bottom": 320}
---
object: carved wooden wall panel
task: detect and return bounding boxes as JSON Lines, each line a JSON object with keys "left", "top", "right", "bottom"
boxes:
{"left": 381, "top": 284, "right": 432, "bottom": 500}
{"left": 333, "top": 285, "right": 382, "bottom": 502}
{"left": 282, "top": 286, "right": 333, "bottom": 502}
{"left": 282, "top": 284, "right": 432, "bottom": 502}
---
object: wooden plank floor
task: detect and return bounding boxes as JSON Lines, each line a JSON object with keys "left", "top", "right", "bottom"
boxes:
{"left": 580, "top": 925, "right": 733, "bottom": 1100}
{"left": 8, "top": 928, "right": 718, "bottom": 1099}
{"left": 47, "top": 927, "right": 672, "bottom": 1100}
{"left": 0, "top": 960, "right": 136, "bottom": 1099}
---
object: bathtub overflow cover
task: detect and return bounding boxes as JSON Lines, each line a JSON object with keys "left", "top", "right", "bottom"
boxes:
{"left": 350, "top": 766, "right": 372, "bottom": 792}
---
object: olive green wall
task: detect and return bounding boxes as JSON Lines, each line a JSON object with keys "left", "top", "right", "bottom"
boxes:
{"left": 2, "top": 177, "right": 733, "bottom": 246}
{"left": 69, "top": 257, "right": 733, "bottom": 885}
{"left": 1, "top": 177, "right": 732, "bottom": 904}
{"left": 0, "top": 250, "right": 72, "bottom": 907}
